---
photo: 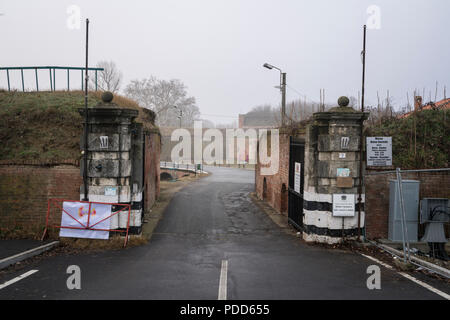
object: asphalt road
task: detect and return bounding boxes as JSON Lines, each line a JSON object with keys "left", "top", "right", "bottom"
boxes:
{"left": 0, "top": 166, "right": 449, "bottom": 300}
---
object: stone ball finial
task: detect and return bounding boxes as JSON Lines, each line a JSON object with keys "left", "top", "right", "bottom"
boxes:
{"left": 338, "top": 96, "right": 350, "bottom": 107}
{"left": 101, "top": 91, "right": 114, "bottom": 103}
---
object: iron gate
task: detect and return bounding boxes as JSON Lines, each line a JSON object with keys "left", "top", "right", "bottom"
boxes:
{"left": 288, "top": 137, "right": 305, "bottom": 230}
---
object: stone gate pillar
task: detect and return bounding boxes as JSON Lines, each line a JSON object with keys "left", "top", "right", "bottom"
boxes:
{"left": 303, "top": 97, "right": 369, "bottom": 244}
{"left": 79, "top": 92, "right": 144, "bottom": 233}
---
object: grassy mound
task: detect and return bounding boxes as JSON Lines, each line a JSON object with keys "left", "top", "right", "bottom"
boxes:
{"left": 367, "top": 109, "right": 449, "bottom": 169}
{"left": 0, "top": 90, "right": 157, "bottom": 162}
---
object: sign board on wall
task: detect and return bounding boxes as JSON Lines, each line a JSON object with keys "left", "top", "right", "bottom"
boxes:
{"left": 294, "top": 162, "right": 301, "bottom": 194}
{"left": 332, "top": 194, "right": 355, "bottom": 217}
{"left": 105, "top": 187, "right": 117, "bottom": 196}
{"left": 60, "top": 202, "right": 112, "bottom": 239}
{"left": 367, "top": 137, "right": 392, "bottom": 166}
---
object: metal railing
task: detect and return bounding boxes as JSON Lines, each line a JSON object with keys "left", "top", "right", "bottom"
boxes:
{"left": 160, "top": 161, "right": 204, "bottom": 173}
{"left": 0, "top": 66, "right": 104, "bottom": 92}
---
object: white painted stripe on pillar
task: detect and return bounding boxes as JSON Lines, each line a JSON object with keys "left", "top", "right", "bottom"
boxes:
{"left": 361, "top": 254, "right": 450, "bottom": 300}
{"left": 218, "top": 260, "right": 228, "bottom": 300}
{"left": 303, "top": 190, "right": 365, "bottom": 204}
{"left": 303, "top": 209, "right": 365, "bottom": 229}
{"left": 0, "top": 270, "right": 39, "bottom": 290}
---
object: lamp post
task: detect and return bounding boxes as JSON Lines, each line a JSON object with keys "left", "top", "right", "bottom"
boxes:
{"left": 263, "top": 63, "right": 286, "bottom": 126}
{"left": 173, "top": 106, "right": 183, "bottom": 128}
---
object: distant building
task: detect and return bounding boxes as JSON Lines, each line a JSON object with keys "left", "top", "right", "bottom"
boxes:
{"left": 238, "top": 112, "right": 278, "bottom": 129}
{"left": 399, "top": 96, "right": 450, "bottom": 118}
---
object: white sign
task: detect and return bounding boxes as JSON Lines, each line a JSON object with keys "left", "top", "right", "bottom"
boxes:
{"left": 99, "top": 136, "right": 109, "bottom": 149}
{"left": 60, "top": 202, "right": 112, "bottom": 239}
{"left": 337, "top": 168, "right": 350, "bottom": 177}
{"left": 332, "top": 194, "right": 355, "bottom": 217}
{"left": 294, "top": 162, "right": 301, "bottom": 194}
{"left": 105, "top": 187, "right": 117, "bottom": 196}
{"left": 367, "top": 137, "right": 392, "bottom": 166}
{"left": 341, "top": 137, "right": 350, "bottom": 150}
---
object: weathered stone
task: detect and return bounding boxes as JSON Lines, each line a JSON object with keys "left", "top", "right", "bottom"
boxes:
{"left": 318, "top": 135, "right": 360, "bottom": 152}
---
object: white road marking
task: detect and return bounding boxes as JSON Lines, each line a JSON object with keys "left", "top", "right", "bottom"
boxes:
{"left": 398, "top": 272, "right": 450, "bottom": 300}
{"left": 361, "top": 254, "right": 394, "bottom": 270}
{"left": 218, "top": 260, "right": 228, "bottom": 300}
{"left": 360, "top": 254, "right": 450, "bottom": 300}
{"left": 0, "top": 270, "right": 39, "bottom": 290}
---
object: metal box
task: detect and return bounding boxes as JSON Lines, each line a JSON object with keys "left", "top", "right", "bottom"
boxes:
{"left": 420, "top": 198, "right": 449, "bottom": 224}
{"left": 388, "top": 180, "right": 420, "bottom": 242}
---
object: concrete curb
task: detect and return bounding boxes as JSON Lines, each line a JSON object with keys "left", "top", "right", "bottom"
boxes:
{"left": 377, "top": 243, "right": 450, "bottom": 278}
{"left": 0, "top": 241, "right": 60, "bottom": 270}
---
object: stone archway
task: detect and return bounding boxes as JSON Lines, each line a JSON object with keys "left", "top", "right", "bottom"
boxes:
{"left": 263, "top": 177, "right": 268, "bottom": 200}
{"left": 160, "top": 172, "right": 173, "bottom": 181}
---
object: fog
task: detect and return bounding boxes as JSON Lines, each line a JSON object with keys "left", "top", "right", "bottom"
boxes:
{"left": 1, "top": 0, "right": 449, "bottom": 124}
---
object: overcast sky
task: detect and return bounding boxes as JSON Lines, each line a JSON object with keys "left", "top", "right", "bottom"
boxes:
{"left": 1, "top": 0, "right": 449, "bottom": 124}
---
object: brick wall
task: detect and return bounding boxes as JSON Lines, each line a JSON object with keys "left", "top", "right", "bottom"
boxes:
{"left": 255, "top": 133, "right": 290, "bottom": 213}
{"left": 0, "top": 163, "right": 82, "bottom": 238}
{"left": 365, "top": 170, "right": 450, "bottom": 240}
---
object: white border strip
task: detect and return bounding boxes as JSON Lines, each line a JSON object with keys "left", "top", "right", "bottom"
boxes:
{"left": 0, "top": 241, "right": 59, "bottom": 270}
{"left": 361, "top": 254, "right": 450, "bottom": 300}
{"left": 304, "top": 191, "right": 365, "bottom": 204}
{"left": 218, "top": 260, "right": 228, "bottom": 300}
{"left": 0, "top": 270, "right": 39, "bottom": 290}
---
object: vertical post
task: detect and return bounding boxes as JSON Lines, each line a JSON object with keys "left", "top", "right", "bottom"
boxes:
{"left": 281, "top": 73, "right": 286, "bottom": 126}
{"left": 357, "top": 25, "right": 367, "bottom": 241}
{"left": 396, "top": 168, "right": 410, "bottom": 263}
{"left": 83, "top": 19, "right": 90, "bottom": 202}
{"left": 49, "top": 68, "right": 53, "bottom": 91}
{"left": 53, "top": 68, "right": 56, "bottom": 91}
{"left": 67, "top": 69, "right": 70, "bottom": 91}
{"left": 35, "top": 68, "right": 39, "bottom": 92}
{"left": 6, "top": 69, "right": 10, "bottom": 91}
{"left": 21, "top": 69, "right": 25, "bottom": 92}
{"left": 86, "top": 202, "right": 92, "bottom": 229}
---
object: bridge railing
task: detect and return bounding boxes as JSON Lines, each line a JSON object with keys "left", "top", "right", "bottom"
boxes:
{"left": 160, "top": 162, "right": 205, "bottom": 173}
{"left": 0, "top": 66, "right": 104, "bottom": 92}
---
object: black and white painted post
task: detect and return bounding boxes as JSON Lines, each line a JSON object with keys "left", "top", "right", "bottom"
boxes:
{"left": 302, "top": 97, "right": 369, "bottom": 244}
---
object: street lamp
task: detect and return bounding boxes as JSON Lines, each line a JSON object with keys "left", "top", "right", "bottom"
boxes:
{"left": 263, "top": 63, "right": 286, "bottom": 126}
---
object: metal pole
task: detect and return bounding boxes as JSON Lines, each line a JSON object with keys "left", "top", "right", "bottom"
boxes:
{"left": 67, "top": 69, "right": 70, "bottom": 91}
{"left": 49, "top": 68, "right": 53, "bottom": 91}
{"left": 21, "top": 69, "right": 25, "bottom": 92}
{"left": 357, "top": 25, "right": 367, "bottom": 241}
{"left": 281, "top": 73, "right": 286, "bottom": 126}
{"left": 6, "top": 69, "right": 10, "bottom": 91}
{"left": 396, "top": 168, "right": 410, "bottom": 263}
{"left": 35, "top": 68, "right": 39, "bottom": 91}
{"left": 82, "top": 18, "right": 90, "bottom": 201}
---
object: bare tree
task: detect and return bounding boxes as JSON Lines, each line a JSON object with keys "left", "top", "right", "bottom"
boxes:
{"left": 125, "top": 77, "right": 200, "bottom": 127}
{"left": 93, "top": 61, "right": 123, "bottom": 93}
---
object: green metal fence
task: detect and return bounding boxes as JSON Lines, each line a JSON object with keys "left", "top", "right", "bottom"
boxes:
{"left": 0, "top": 66, "right": 104, "bottom": 92}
